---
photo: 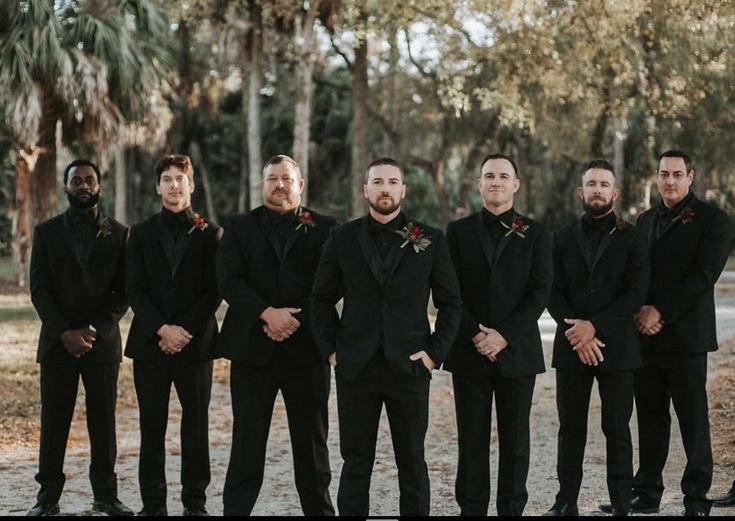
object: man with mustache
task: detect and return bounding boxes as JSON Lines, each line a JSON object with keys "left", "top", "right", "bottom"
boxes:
{"left": 444, "top": 153, "right": 552, "bottom": 516}
{"left": 311, "top": 157, "right": 462, "bottom": 516}
{"left": 218, "top": 155, "right": 336, "bottom": 515}
{"left": 601, "top": 150, "right": 731, "bottom": 516}
{"left": 545, "top": 159, "right": 649, "bottom": 516}
{"left": 28, "top": 159, "right": 133, "bottom": 516}
{"left": 125, "top": 154, "right": 221, "bottom": 516}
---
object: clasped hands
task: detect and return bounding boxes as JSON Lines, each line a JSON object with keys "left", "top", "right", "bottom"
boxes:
{"left": 261, "top": 306, "right": 301, "bottom": 342}
{"left": 563, "top": 318, "right": 605, "bottom": 366}
{"left": 61, "top": 326, "right": 96, "bottom": 358}
{"left": 327, "top": 351, "right": 435, "bottom": 373}
{"left": 158, "top": 324, "right": 192, "bottom": 355}
{"left": 635, "top": 305, "right": 665, "bottom": 335}
{"left": 472, "top": 324, "right": 508, "bottom": 362}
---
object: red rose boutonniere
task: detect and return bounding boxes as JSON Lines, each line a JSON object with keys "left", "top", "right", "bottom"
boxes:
{"left": 396, "top": 222, "right": 432, "bottom": 253}
{"left": 502, "top": 217, "right": 530, "bottom": 238}
{"left": 188, "top": 213, "right": 209, "bottom": 234}
{"left": 96, "top": 215, "right": 112, "bottom": 238}
{"left": 609, "top": 216, "right": 628, "bottom": 235}
{"left": 672, "top": 207, "right": 695, "bottom": 225}
{"left": 295, "top": 207, "right": 316, "bottom": 233}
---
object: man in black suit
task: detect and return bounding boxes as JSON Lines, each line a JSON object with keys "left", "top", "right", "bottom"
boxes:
{"left": 310, "top": 157, "right": 462, "bottom": 516}
{"left": 125, "top": 154, "right": 221, "bottom": 516}
{"left": 546, "top": 159, "right": 649, "bottom": 516}
{"left": 444, "top": 153, "right": 552, "bottom": 516}
{"left": 620, "top": 150, "right": 731, "bottom": 516}
{"left": 28, "top": 159, "right": 133, "bottom": 516}
{"left": 217, "top": 155, "right": 336, "bottom": 516}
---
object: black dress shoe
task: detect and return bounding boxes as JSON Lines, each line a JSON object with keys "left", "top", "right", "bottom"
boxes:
{"left": 26, "top": 503, "right": 60, "bottom": 516}
{"left": 713, "top": 482, "right": 735, "bottom": 507}
{"left": 92, "top": 498, "right": 135, "bottom": 516}
{"left": 599, "top": 495, "right": 659, "bottom": 514}
{"left": 543, "top": 501, "right": 579, "bottom": 516}
{"left": 137, "top": 506, "right": 168, "bottom": 516}
{"left": 682, "top": 508, "right": 708, "bottom": 516}
{"left": 183, "top": 506, "right": 209, "bottom": 516}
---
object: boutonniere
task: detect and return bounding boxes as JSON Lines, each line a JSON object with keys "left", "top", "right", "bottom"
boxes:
{"left": 396, "top": 222, "right": 432, "bottom": 253}
{"left": 295, "top": 207, "right": 316, "bottom": 233}
{"left": 502, "top": 216, "right": 529, "bottom": 238}
{"left": 188, "top": 212, "right": 209, "bottom": 234}
{"left": 672, "top": 207, "right": 695, "bottom": 225}
{"left": 96, "top": 215, "right": 112, "bottom": 238}
{"left": 609, "top": 216, "right": 628, "bottom": 235}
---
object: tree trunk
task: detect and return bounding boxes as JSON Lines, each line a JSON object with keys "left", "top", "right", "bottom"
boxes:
{"left": 613, "top": 118, "right": 625, "bottom": 214}
{"left": 382, "top": 28, "right": 399, "bottom": 156}
{"left": 350, "top": 26, "right": 369, "bottom": 219}
{"left": 114, "top": 144, "right": 127, "bottom": 224}
{"left": 246, "top": 0, "right": 264, "bottom": 212}
{"left": 190, "top": 141, "right": 219, "bottom": 224}
{"left": 292, "top": 0, "right": 320, "bottom": 205}
{"left": 11, "top": 147, "right": 40, "bottom": 287}
{"left": 31, "top": 90, "right": 61, "bottom": 226}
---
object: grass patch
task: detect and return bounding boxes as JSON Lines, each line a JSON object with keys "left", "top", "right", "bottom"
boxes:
{"left": 0, "top": 307, "right": 38, "bottom": 322}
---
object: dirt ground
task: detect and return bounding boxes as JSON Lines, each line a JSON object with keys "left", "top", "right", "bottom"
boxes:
{"left": 1, "top": 281, "right": 735, "bottom": 516}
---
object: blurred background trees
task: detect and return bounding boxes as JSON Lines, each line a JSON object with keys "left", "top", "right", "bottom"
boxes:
{"left": 1, "top": 0, "right": 734, "bottom": 286}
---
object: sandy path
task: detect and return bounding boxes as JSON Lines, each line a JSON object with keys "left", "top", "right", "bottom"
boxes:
{"left": 2, "top": 281, "right": 735, "bottom": 516}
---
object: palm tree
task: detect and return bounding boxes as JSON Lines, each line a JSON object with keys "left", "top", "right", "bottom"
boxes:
{"left": 0, "top": 0, "right": 166, "bottom": 285}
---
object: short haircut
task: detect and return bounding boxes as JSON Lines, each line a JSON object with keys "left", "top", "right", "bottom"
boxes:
{"left": 262, "top": 155, "right": 301, "bottom": 178}
{"left": 63, "top": 159, "right": 102, "bottom": 186}
{"left": 480, "top": 153, "right": 519, "bottom": 179}
{"left": 582, "top": 158, "right": 616, "bottom": 178}
{"left": 155, "top": 154, "right": 194, "bottom": 183}
{"left": 365, "top": 157, "right": 404, "bottom": 183}
{"left": 657, "top": 149, "right": 693, "bottom": 173}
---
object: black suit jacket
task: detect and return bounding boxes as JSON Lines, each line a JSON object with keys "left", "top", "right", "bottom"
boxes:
{"left": 125, "top": 210, "right": 222, "bottom": 364}
{"left": 30, "top": 210, "right": 129, "bottom": 365}
{"left": 549, "top": 215, "right": 649, "bottom": 371}
{"left": 215, "top": 206, "right": 337, "bottom": 367}
{"left": 310, "top": 214, "right": 462, "bottom": 381}
{"left": 443, "top": 211, "right": 552, "bottom": 379}
{"left": 636, "top": 194, "right": 731, "bottom": 355}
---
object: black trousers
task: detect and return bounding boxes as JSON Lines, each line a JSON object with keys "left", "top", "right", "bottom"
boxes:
{"left": 336, "top": 351, "right": 431, "bottom": 516}
{"left": 452, "top": 371, "right": 536, "bottom": 516}
{"left": 222, "top": 349, "right": 333, "bottom": 516}
{"left": 35, "top": 363, "right": 119, "bottom": 505}
{"left": 133, "top": 359, "right": 212, "bottom": 511}
{"left": 633, "top": 351, "right": 712, "bottom": 513}
{"left": 555, "top": 368, "right": 634, "bottom": 511}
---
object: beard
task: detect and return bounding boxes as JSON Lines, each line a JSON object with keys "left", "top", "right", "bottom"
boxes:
{"left": 368, "top": 196, "right": 400, "bottom": 215}
{"left": 67, "top": 191, "right": 100, "bottom": 211}
{"left": 583, "top": 198, "right": 613, "bottom": 217}
{"left": 265, "top": 189, "right": 295, "bottom": 208}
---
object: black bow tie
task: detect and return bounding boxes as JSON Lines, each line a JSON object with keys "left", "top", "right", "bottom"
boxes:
{"left": 582, "top": 214, "right": 612, "bottom": 234}
{"left": 368, "top": 217, "right": 402, "bottom": 236}
{"left": 163, "top": 209, "right": 190, "bottom": 224}
{"left": 270, "top": 211, "right": 298, "bottom": 227}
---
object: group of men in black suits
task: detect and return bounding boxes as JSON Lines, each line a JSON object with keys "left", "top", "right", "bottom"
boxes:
{"left": 27, "top": 148, "right": 731, "bottom": 517}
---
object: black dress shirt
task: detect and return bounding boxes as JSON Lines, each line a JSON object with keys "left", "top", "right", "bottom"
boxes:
{"left": 368, "top": 213, "right": 405, "bottom": 262}
{"left": 481, "top": 207, "right": 515, "bottom": 249}
{"left": 581, "top": 211, "right": 617, "bottom": 260}
{"left": 67, "top": 206, "right": 99, "bottom": 262}
{"left": 655, "top": 192, "right": 694, "bottom": 239}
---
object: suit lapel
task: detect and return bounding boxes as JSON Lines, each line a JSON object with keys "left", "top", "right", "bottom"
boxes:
{"left": 357, "top": 217, "right": 383, "bottom": 285}
{"left": 61, "top": 212, "right": 84, "bottom": 268}
{"left": 282, "top": 226, "right": 302, "bottom": 260}
{"left": 493, "top": 234, "right": 513, "bottom": 265}
{"left": 156, "top": 215, "right": 175, "bottom": 275}
{"left": 572, "top": 221, "right": 593, "bottom": 272}
{"left": 474, "top": 212, "right": 496, "bottom": 268}
{"left": 171, "top": 229, "right": 192, "bottom": 279}
{"left": 591, "top": 229, "right": 615, "bottom": 272}
{"left": 384, "top": 234, "right": 409, "bottom": 286}
{"left": 639, "top": 212, "right": 657, "bottom": 244}
{"left": 256, "top": 207, "right": 282, "bottom": 260}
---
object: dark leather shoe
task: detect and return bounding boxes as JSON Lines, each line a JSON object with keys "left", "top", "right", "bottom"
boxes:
{"left": 682, "top": 509, "right": 708, "bottom": 516}
{"left": 137, "top": 506, "right": 168, "bottom": 516}
{"left": 183, "top": 506, "right": 209, "bottom": 516}
{"left": 26, "top": 503, "right": 60, "bottom": 516}
{"left": 92, "top": 498, "right": 135, "bottom": 516}
{"left": 543, "top": 501, "right": 579, "bottom": 516}
{"left": 713, "top": 482, "right": 735, "bottom": 507}
{"left": 599, "top": 495, "right": 659, "bottom": 514}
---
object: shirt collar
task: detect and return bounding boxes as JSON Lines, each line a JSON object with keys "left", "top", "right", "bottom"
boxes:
{"left": 368, "top": 212, "right": 405, "bottom": 235}
{"left": 67, "top": 206, "right": 98, "bottom": 225}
